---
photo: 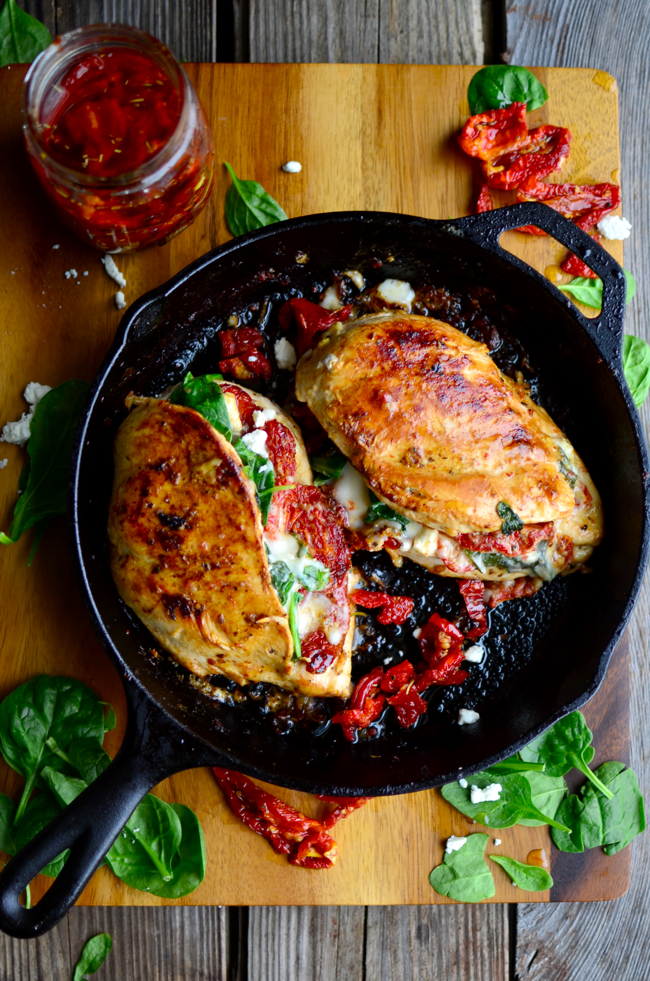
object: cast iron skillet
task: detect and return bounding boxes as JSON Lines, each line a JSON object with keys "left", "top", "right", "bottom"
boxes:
{"left": 0, "top": 203, "right": 648, "bottom": 937}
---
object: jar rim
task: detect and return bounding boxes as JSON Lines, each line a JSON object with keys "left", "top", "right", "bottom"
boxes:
{"left": 22, "top": 23, "right": 190, "bottom": 189}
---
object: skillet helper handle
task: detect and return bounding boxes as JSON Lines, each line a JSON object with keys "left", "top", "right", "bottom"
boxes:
{"left": 455, "top": 202, "right": 627, "bottom": 357}
{"left": 0, "top": 686, "right": 184, "bottom": 940}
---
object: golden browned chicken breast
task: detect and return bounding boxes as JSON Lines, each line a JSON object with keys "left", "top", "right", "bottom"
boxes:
{"left": 296, "top": 310, "right": 603, "bottom": 583}
{"left": 108, "top": 390, "right": 353, "bottom": 698}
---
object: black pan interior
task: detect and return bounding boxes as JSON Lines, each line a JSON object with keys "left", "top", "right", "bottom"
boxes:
{"left": 72, "top": 212, "right": 649, "bottom": 795}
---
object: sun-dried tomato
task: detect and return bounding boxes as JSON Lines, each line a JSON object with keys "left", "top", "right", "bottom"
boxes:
{"left": 219, "top": 349, "right": 272, "bottom": 381}
{"left": 484, "top": 577, "right": 544, "bottom": 608}
{"left": 289, "top": 402, "right": 329, "bottom": 454}
{"left": 387, "top": 681, "right": 429, "bottom": 728}
{"left": 516, "top": 175, "right": 621, "bottom": 232}
{"left": 418, "top": 650, "right": 469, "bottom": 687}
{"left": 220, "top": 381, "right": 257, "bottom": 428}
{"left": 560, "top": 250, "right": 599, "bottom": 278}
{"left": 483, "top": 125, "right": 571, "bottom": 191}
{"left": 264, "top": 419, "right": 297, "bottom": 482}
{"left": 380, "top": 659, "right": 415, "bottom": 694}
{"left": 278, "top": 297, "right": 353, "bottom": 356}
{"left": 331, "top": 665, "right": 385, "bottom": 741}
{"left": 301, "top": 630, "right": 339, "bottom": 674}
{"left": 456, "top": 522, "right": 552, "bottom": 557}
{"left": 282, "top": 484, "right": 351, "bottom": 588}
{"left": 419, "top": 613, "right": 464, "bottom": 665}
{"left": 219, "top": 326, "right": 265, "bottom": 358}
{"left": 317, "top": 795, "right": 373, "bottom": 829}
{"left": 352, "top": 589, "right": 414, "bottom": 625}
{"left": 458, "top": 102, "right": 529, "bottom": 162}
{"left": 477, "top": 183, "right": 494, "bottom": 213}
{"left": 458, "top": 580, "right": 489, "bottom": 640}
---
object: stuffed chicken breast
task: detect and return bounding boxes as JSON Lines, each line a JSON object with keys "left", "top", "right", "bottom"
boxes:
{"left": 295, "top": 310, "right": 603, "bottom": 583}
{"left": 108, "top": 376, "right": 354, "bottom": 698}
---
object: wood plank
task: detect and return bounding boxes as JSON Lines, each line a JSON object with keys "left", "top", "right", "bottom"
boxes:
{"left": 246, "top": 0, "right": 484, "bottom": 64}
{"left": 364, "top": 904, "right": 509, "bottom": 981}
{"left": 248, "top": 907, "right": 365, "bottom": 981}
{"left": 20, "top": 0, "right": 219, "bottom": 63}
{"left": 506, "top": 2, "right": 650, "bottom": 975}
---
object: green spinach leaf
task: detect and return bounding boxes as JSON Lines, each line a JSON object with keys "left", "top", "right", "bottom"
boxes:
{"left": 0, "top": 675, "right": 105, "bottom": 823}
{"left": 0, "top": 0, "right": 51, "bottom": 67}
{"left": 516, "top": 769, "right": 567, "bottom": 827}
{"left": 467, "top": 65, "right": 548, "bottom": 114}
{"left": 224, "top": 162, "right": 287, "bottom": 237}
{"left": 270, "top": 560, "right": 295, "bottom": 605}
{"left": 169, "top": 372, "right": 232, "bottom": 441}
{"left": 287, "top": 587, "right": 301, "bottom": 661}
{"left": 106, "top": 794, "right": 183, "bottom": 887}
{"left": 551, "top": 761, "right": 645, "bottom": 854}
{"left": 622, "top": 334, "right": 650, "bottom": 408}
{"left": 14, "top": 791, "right": 68, "bottom": 876}
{"left": 484, "top": 755, "right": 545, "bottom": 775}
{"left": 72, "top": 932, "right": 113, "bottom": 981}
{"left": 0, "top": 380, "right": 89, "bottom": 556}
{"left": 234, "top": 437, "right": 276, "bottom": 524}
{"left": 143, "top": 804, "right": 206, "bottom": 899}
{"left": 310, "top": 451, "right": 347, "bottom": 485}
{"left": 429, "top": 833, "right": 495, "bottom": 902}
{"left": 441, "top": 771, "right": 570, "bottom": 830}
{"left": 0, "top": 792, "right": 16, "bottom": 854}
{"left": 558, "top": 269, "right": 636, "bottom": 310}
{"left": 496, "top": 501, "right": 523, "bottom": 534}
{"left": 365, "top": 488, "right": 409, "bottom": 530}
{"left": 519, "top": 711, "right": 614, "bottom": 799}
{"left": 490, "top": 854, "right": 553, "bottom": 891}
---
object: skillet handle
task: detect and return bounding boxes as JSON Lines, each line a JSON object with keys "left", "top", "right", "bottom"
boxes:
{"left": 0, "top": 685, "right": 200, "bottom": 939}
{"left": 453, "top": 202, "right": 627, "bottom": 361}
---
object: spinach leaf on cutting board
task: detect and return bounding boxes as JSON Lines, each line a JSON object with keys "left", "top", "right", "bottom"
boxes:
{"left": 467, "top": 65, "right": 548, "bottom": 114}
{"left": 224, "top": 162, "right": 287, "bottom": 237}
{"left": 490, "top": 854, "right": 553, "bottom": 891}
{"left": 441, "top": 771, "right": 570, "bottom": 830}
{"left": 519, "top": 711, "right": 614, "bottom": 799}
{"left": 551, "top": 761, "right": 645, "bottom": 855}
{"left": 429, "top": 833, "right": 495, "bottom": 903}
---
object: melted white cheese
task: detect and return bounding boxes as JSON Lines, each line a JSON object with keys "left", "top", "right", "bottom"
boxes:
{"left": 333, "top": 463, "right": 370, "bottom": 529}
{"left": 274, "top": 337, "right": 297, "bottom": 370}
{"left": 241, "top": 429, "right": 269, "bottom": 458}
{"left": 376, "top": 278, "right": 415, "bottom": 311}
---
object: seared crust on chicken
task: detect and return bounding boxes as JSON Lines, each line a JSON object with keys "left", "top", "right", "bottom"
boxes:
{"left": 108, "top": 397, "right": 352, "bottom": 697}
{"left": 296, "top": 311, "right": 597, "bottom": 537}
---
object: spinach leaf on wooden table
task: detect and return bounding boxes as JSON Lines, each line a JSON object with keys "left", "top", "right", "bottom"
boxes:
{"left": 519, "top": 711, "right": 614, "bottom": 799}
{"left": 72, "top": 933, "right": 113, "bottom": 981}
{"left": 0, "top": 0, "right": 50, "bottom": 67}
{"left": 0, "top": 380, "right": 89, "bottom": 559}
{"left": 429, "top": 833, "right": 495, "bottom": 902}
{"left": 552, "top": 761, "right": 645, "bottom": 854}
{"left": 490, "top": 854, "right": 553, "bottom": 891}
{"left": 467, "top": 65, "right": 548, "bottom": 114}
{"left": 0, "top": 675, "right": 105, "bottom": 822}
{"left": 622, "top": 334, "right": 650, "bottom": 407}
{"left": 441, "top": 771, "right": 570, "bottom": 830}
{"left": 224, "top": 161, "right": 287, "bottom": 237}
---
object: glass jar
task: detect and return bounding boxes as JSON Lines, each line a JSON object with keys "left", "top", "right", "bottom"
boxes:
{"left": 22, "top": 24, "right": 214, "bottom": 253}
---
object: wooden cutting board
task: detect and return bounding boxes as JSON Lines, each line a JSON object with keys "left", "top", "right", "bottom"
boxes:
{"left": 0, "top": 63, "right": 629, "bottom": 905}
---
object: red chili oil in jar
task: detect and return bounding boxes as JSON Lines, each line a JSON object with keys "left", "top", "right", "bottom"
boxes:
{"left": 23, "top": 25, "right": 214, "bottom": 252}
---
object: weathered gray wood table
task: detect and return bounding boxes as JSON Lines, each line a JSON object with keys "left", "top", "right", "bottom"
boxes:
{"left": 5, "top": 2, "right": 649, "bottom": 978}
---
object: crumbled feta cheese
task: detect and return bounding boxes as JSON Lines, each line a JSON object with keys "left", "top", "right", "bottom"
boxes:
{"left": 325, "top": 626, "right": 343, "bottom": 645}
{"left": 0, "top": 459, "right": 8, "bottom": 469}
{"left": 64, "top": 269, "right": 78, "bottom": 280}
{"left": 253, "top": 407, "right": 277, "bottom": 428}
{"left": 115, "top": 291, "right": 127, "bottom": 310}
{"left": 241, "top": 428, "right": 269, "bottom": 458}
{"left": 463, "top": 645, "right": 484, "bottom": 664}
{"left": 445, "top": 835, "right": 467, "bottom": 854}
{"left": 323, "top": 353, "right": 339, "bottom": 371}
{"left": 458, "top": 707, "right": 480, "bottom": 726}
{"left": 101, "top": 254, "right": 127, "bottom": 288}
{"left": 494, "top": 838, "right": 501, "bottom": 846}
{"left": 52, "top": 244, "right": 60, "bottom": 249}
{"left": 376, "top": 278, "right": 415, "bottom": 311}
{"left": 1, "top": 382, "right": 52, "bottom": 446}
{"left": 319, "top": 285, "right": 342, "bottom": 311}
{"left": 597, "top": 214, "right": 631, "bottom": 240}
{"left": 83, "top": 270, "right": 89, "bottom": 276}
{"left": 412, "top": 627, "right": 422, "bottom": 639}
{"left": 458, "top": 777, "right": 468, "bottom": 789}
{"left": 333, "top": 462, "right": 370, "bottom": 529}
{"left": 274, "top": 337, "right": 297, "bottom": 370}
{"left": 343, "top": 269, "right": 365, "bottom": 290}
{"left": 282, "top": 160, "right": 302, "bottom": 173}
{"left": 412, "top": 526, "right": 439, "bottom": 557}
{"left": 470, "top": 782, "right": 502, "bottom": 804}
